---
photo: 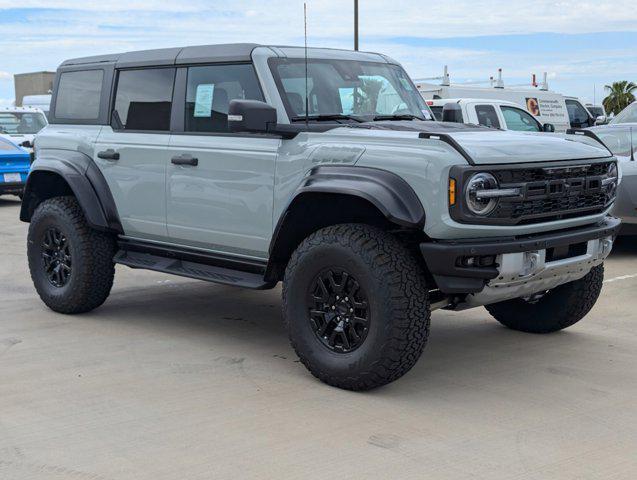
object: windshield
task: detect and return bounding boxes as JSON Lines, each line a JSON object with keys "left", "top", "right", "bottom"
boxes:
{"left": 610, "top": 102, "right": 637, "bottom": 124}
{"left": 592, "top": 126, "right": 637, "bottom": 158}
{"left": 269, "top": 58, "right": 433, "bottom": 122}
{"left": 0, "top": 112, "right": 47, "bottom": 135}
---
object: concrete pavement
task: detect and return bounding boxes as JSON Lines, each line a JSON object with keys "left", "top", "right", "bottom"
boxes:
{"left": 1, "top": 196, "right": 636, "bottom": 480}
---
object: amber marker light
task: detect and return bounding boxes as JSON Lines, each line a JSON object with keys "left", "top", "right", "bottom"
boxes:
{"left": 449, "top": 178, "right": 457, "bottom": 206}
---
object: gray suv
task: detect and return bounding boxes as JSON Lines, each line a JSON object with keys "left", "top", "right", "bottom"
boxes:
{"left": 21, "top": 44, "right": 620, "bottom": 390}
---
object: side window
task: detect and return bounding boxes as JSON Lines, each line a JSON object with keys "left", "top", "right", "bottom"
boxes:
{"left": 55, "top": 70, "right": 104, "bottom": 120}
{"left": 430, "top": 106, "right": 443, "bottom": 121}
{"left": 113, "top": 68, "right": 175, "bottom": 131}
{"left": 565, "top": 100, "right": 590, "bottom": 127}
{"left": 501, "top": 106, "right": 541, "bottom": 132}
{"left": 185, "top": 64, "right": 264, "bottom": 133}
{"left": 475, "top": 105, "right": 501, "bottom": 129}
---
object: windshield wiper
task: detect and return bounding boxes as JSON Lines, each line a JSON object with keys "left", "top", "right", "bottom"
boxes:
{"left": 290, "top": 114, "right": 364, "bottom": 123}
{"left": 372, "top": 114, "right": 424, "bottom": 121}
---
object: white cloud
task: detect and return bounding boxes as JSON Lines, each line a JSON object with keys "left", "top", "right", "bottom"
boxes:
{"left": 0, "top": 71, "right": 12, "bottom": 80}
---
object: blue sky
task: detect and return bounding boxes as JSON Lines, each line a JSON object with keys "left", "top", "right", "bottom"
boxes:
{"left": 0, "top": 0, "right": 636, "bottom": 105}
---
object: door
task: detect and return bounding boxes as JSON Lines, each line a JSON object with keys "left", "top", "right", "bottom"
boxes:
{"left": 565, "top": 99, "right": 594, "bottom": 128}
{"left": 469, "top": 104, "right": 502, "bottom": 129}
{"left": 166, "top": 63, "right": 280, "bottom": 258}
{"left": 94, "top": 68, "right": 176, "bottom": 241}
{"left": 499, "top": 105, "right": 542, "bottom": 132}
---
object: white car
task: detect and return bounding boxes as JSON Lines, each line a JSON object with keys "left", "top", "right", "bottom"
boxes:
{"left": 0, "top": 106, "right": 48, "bottom": 152}
{"left": 427, "top": 98, "right": 555, "bottom": 132}
{"left": 609, "top": 101, "right": 637, "bottom": 125}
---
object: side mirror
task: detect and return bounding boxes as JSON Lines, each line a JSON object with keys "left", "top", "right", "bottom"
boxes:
{"left": 442, "top": 102, "right": 463, "bottom": 123}
{"left": 542, "top": 123, "right": 555, "bottom": 133}
{"left": 20, "top": 140, "right": 33, "bottom": 148}
{"left": 228, "top": 99, "right": 277, "bottom": 134}
{"left": 595, "top": 115, "right": 607, "bottom": 125}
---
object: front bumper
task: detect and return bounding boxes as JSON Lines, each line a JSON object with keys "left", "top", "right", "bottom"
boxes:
{"left": 420, "top": 215, "right": 621, "bottom": 295}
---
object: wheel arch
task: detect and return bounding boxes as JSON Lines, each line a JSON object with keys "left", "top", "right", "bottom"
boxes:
{"left": 265, "top": 166, "right": 426, "bottom": 282}
{"left": 20, "top": 150, "right": 123, "bottom": 234}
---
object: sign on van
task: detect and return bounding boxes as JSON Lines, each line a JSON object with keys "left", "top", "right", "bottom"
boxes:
{"left": 526, "top": 97, "right": 565, "bottom": 119}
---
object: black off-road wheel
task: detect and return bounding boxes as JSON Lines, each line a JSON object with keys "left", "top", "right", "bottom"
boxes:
{"left": 283, "top": 224, "right": 430, "bottom": 391}
{"left": 27, "top": 196, "right": 116, "bottom": 314}
{"left": 485, "top": 265, "right": 604, "bottom": 334}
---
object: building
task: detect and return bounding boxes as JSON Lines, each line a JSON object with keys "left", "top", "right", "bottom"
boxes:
{"left": 14, "top": 71, "right": 55, "bottom": 106}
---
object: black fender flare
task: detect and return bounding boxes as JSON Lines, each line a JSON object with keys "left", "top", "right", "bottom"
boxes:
{"left": 20, "top": 149, "right": 123, "bottom": 233}
{"left": 265, "top": 165, "right": 426, "bottom": 280}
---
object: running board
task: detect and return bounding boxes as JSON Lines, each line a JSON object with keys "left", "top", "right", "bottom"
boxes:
{"left": 114, "top": 250, "right": 274, "bottom": 289}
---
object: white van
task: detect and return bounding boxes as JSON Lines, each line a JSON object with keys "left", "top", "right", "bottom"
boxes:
{"left": 416, "top": 80, "right": 595, "bottom": 132}
{"left": 427, "top": 98, "right": 555, "bottom": 132}
{"left": 22, "top": 94, "right": 52, "bottom": 120}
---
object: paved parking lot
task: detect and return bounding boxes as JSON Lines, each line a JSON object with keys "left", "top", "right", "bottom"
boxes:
{"left": 1, "top": 196, "right": 636, "bottom": 480}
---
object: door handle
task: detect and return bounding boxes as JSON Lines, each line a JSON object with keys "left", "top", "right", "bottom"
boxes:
{"left": 171, "top": 154, "right": 199, "bottom": 166}
{"left": 97, "top": 149, "right": 120, "bottom": 161}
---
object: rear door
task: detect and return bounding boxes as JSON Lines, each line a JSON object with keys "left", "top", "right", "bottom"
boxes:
{"left": 94, "top": 68, "right": 175, "bottom": 241}
{"left": 166, "top": 63, "right": 280, "bottom": 258}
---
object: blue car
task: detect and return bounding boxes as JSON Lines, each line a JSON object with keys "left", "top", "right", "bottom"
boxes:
{"left": 0, "top": 137, "right": 31, "bottom": 198}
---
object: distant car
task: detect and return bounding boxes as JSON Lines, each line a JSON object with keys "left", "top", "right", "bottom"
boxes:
{"left": 609, "top": 101, "right": 637, "bottom": 126}
{"left": 0, "top": 137, "right": 31, "bottom": 198}
{"left": 427, "top": 98, "right": 555, "bottom": 132}
{"left": 0, "top": 106, "right": 49, "bottom": 152}
{"left": 588, "top": 124, "right": 637, "bottom": 235}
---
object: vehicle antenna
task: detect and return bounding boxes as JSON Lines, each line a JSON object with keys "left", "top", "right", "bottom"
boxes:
{"left": 304, "top": 2, "right": 309, "bottom": 128}
{"left": 631, "top": 126, "right": 635, "bottom": 161}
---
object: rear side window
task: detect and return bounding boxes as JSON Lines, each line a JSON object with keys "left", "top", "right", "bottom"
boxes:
{"left": 475, "top": 105, "right": 501, "bottom": 129}
{"left": 114, "top": 68, "right": 175, "bottom": 131}
{"left": 55, "top": 70, "right": 104, "bottom": 120}
{"left": 501, "top": 106, "right": 541, "bottom": 132}
{"left": 184, "top": 64, "right": 263, "bottom": 133}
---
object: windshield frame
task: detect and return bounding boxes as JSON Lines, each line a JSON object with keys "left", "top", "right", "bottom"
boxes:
{"left": 0, "top": 111, "right": 48, "bottom": 135}
{"left": 267, "top": 57, "right": 433, "bottom": 123}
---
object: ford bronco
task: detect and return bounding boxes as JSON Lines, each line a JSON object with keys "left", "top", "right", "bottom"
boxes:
{"left": 21, "top": 44, "right": 620, "bottom": 390}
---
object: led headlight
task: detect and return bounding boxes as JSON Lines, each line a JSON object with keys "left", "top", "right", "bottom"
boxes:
{"left": 465, "top": 172, "right": 499, "bottom": 215}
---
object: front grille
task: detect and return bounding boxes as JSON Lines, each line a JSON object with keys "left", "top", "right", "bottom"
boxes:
{"left": 491, "top": 161, "right": 614, "bottom": 224}
{"left": 449, "top": 160, "right": 618, "bottom": 226}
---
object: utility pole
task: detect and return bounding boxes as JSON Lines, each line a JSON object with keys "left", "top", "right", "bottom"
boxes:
{"left": 354, "top": 0, "right": 359, "bottom": 51}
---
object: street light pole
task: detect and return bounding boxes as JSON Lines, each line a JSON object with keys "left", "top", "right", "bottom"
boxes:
{"left": 354, "top": 0, "right": 359, "bottom": 51}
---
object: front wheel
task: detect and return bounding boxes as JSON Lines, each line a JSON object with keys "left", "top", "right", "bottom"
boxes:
{"left": 27, "top": 196, "right": 116, "bottom": 314}
{"left": 283, "top": 224, "right": 431, "bottom": 391}
{"left": 485, "top": 265, "right": 604, "bottom": 333}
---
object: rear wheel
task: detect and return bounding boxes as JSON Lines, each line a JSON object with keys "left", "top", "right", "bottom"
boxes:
{"left": 485, "top": 265, "right": 604, "bottom": 333}
{"left": 283, "top": 224, "right": 430, "bottom": 390}
{"left": 27, "top": 196, "right": 116, "bottom": 314}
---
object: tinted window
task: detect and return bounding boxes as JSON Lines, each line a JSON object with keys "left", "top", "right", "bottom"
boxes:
{"left": 430, "top": 106, "right": 443, "bottom": 121}
{"left": 565, "top": 99, "right": 590, "bottom": 127}
{"left": 185, "top": 64, "right": 263, "bottom": 133}
{"left": 114, "top": 68, "right": 175, "bottom": 131}
{"left": 55, "top": 70, "right": 103, "bottom": 120}
{"left": 501, "top": 106, "right": 541, "bottom": 132}
{"left": 475, "top": 105, "right": 500, "bottom": 128}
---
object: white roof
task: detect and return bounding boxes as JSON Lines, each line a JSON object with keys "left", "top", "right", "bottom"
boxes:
{"left": 0, "top": 106, "right": 46, "bottom": 114}
{"left": 427, "top": 98, "right": 521, "bottom": 107}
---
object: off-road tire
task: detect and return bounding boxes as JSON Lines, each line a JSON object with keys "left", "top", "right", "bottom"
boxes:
{"left": 485, "top": 264, "right": 604, "bottom": 334}
{"left": 27, "top": 196, "right": 116, "bottom": 314}
{"left": 283, "top": 224, "right": 430, "bottom": 390}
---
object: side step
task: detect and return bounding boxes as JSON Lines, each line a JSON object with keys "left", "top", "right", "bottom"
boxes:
{"left": 114, "top": 250, "right": 273, "bottom": 289}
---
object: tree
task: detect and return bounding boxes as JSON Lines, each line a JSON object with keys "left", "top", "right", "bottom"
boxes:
{"left": 602, "top": 81, "right": 637, "bottom": 115}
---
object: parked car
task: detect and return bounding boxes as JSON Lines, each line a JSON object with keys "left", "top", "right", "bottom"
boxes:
{"left": 609, "top": 101, "right": 637, "bottom": 125}
{"left": 586, "top": 124, "right": 637, "bottom": 235}
{"left": 0, "top": 137, "right": 31, "bottom": 198}
{"left": 0, "top": 106, "right": 48, "bottom": 152}
{"left": 22, "top": 44, "right": 620, "bottom": 390}
{"left": 427, "top": 98, "right": 555, "bottom": 132}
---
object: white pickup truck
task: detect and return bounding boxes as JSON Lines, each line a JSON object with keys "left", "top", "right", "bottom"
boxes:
{"left": 427, "top": 98, "right": 555, "bottom": 132}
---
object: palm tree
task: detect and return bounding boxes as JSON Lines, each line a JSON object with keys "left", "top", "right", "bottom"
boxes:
{"left": 603, "top": 81, "right": 637, "bottom": 115}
